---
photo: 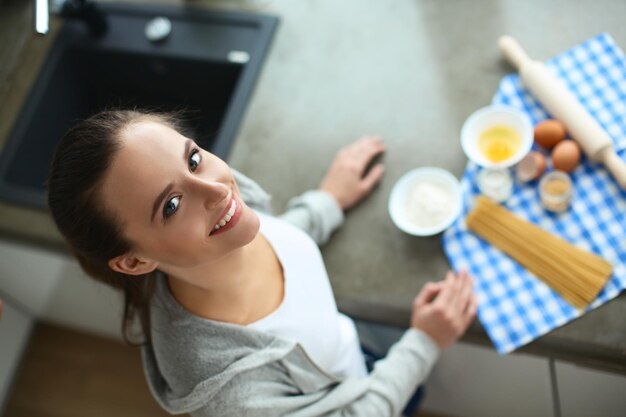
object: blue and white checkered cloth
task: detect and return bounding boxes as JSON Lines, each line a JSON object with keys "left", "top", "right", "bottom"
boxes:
{"left": 443, "top": 33, "right": 626, "bottom": 354}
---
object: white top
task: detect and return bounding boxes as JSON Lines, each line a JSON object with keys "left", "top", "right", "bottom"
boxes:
{"left": 247, "top": 211, "right": 367, "bottom": 378}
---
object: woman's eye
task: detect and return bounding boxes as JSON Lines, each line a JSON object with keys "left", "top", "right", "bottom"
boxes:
{"left": 163, "top": 196, "right": 181, "bottom": 219}
{"left": 189, "top": 149, "right": 202, "bottom": 172}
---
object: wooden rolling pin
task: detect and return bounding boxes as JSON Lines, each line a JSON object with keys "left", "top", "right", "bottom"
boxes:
{"left": 499, "top": 35, "right": 626, "bottom": 190}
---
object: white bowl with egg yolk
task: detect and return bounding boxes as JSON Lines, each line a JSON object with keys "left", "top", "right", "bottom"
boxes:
{"left": 388, "top": 167, "right": 463, "bottom": 236}
{"left": 461, "top": 105, "right": 533, "bottom": 169}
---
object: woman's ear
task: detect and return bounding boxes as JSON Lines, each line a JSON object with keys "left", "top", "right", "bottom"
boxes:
{"left": 108, "top": 253, "right": 158, "bottom": 276}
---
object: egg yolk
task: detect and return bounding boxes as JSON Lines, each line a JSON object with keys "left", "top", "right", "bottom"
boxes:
{"left": 479, "top": 125, "right": 521, "bottom": 162}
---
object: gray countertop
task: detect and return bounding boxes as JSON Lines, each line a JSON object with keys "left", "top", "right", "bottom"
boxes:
{"left": 1, "top": 0, "right": 625, "bottom": 373}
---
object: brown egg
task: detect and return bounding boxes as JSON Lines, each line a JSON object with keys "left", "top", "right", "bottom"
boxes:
{"left": 534, "top": 119, "right": 566, "bottom": 149}
{"left": 552, "top": 140, "right": 581, "bottom": 172}
{"left": 516, "top": 151, "right": 547, "bottom": 182}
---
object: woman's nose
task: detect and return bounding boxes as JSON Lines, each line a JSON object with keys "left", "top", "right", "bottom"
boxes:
{"left": 189, "top": 177, "right": 229, "bottom": 209}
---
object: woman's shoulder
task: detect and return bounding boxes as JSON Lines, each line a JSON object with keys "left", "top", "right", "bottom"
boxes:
{"left": 144, "top": 278, "right": 301, "bottom": 412}
{"left": 148, "top": 274, "right": 292, "bottom": 368}
{"left": 142, "top": 336, "right": 341, "bottom": 417}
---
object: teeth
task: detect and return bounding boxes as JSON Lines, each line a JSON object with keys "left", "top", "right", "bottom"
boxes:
{"left": 212, "top": 199, "right": 237, "bottom": 233}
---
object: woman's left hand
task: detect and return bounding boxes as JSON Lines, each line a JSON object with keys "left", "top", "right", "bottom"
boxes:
{"left": 319, "top": 136, "right": 385, "bottom": 210}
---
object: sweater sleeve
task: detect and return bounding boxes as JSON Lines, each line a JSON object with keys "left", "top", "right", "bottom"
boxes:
{"left": 323, "top": 328, "right": 440, "bottom": 417}
{"left": 278, "top": 190, "right": 344, "bottom": 246}
{"left": 231, "top": 168, "right": 343, "bottom": 245}
{"left": 364, "top": 329, "right": 439, "bottom": 415}
{"left": 195, "top": 328, "right": 440, "bottom": 417}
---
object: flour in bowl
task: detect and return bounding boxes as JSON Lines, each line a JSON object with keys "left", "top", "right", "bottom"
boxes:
{"left": 405, "top": 180, "right": 454, "bottom": 228}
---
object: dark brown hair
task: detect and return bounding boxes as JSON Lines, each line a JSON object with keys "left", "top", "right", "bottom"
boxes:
{"left": 47, "top": 109, "right": 187, "bottom": 345}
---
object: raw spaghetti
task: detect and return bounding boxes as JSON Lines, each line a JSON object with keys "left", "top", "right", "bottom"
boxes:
{"left": 466, "top": 196, "right": 612, "bottom": 309}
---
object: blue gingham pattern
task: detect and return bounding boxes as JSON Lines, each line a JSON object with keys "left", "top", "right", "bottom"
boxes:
{"left": 443, "top": 33, "right": 626, "bottom": 354}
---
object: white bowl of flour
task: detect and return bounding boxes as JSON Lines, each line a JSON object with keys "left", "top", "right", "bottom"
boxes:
{"left": 388, "top": 167, "right": 462, "bottom": 236}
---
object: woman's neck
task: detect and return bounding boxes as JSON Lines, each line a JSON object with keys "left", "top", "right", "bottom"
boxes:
{"left": 165, "top": 233, "right": 284, "bottom": 324}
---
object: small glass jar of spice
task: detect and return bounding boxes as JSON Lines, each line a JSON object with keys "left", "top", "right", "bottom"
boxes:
{"left": 539, "top": 170, "right": 573, "bottom": 212}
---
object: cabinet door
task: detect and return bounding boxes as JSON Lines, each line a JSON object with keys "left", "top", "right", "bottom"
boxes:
{"left": 0, "top": 240, "right": 122, "bottom": 340}
{"left": 421, "top": 342, "right": 554, "bottom": 417}
{"left": 0, "top": 240, "right": 66, "bottom": 316}
{"left": 556, "top": 361, "right": 626, "bottom": 417}
{"left": 0, "top": 302, "right": 33, "bottom": 412}
{"left": 41, "top": 259, "right": 124, "bottom": 340}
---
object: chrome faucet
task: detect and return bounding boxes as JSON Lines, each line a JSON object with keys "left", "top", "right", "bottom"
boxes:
{"left": 34, "top": 0, "right": 108, "bottom": 36}
{"left": 34, "top": 0, "right": 49, "bottom": 34}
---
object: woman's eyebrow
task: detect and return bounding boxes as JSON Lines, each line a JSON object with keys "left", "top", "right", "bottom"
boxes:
{"left": 150, "top": 139, "right": 193, "bottom": 223}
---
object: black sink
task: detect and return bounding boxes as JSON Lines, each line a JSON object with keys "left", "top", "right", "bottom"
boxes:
{"left": 0, "top": 3, "right": 277, "bottom": 209}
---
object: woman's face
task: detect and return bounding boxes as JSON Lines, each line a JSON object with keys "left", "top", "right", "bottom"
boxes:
{"left": 100, "top": 120, "right": 260, "bottom": 272}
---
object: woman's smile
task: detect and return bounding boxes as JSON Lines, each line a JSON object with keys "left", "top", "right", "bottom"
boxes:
{"left": 210, "top": 194, "right": 244, "bottom": 236}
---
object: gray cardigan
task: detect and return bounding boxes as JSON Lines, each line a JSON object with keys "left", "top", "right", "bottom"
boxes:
{"left": 141, "top": 170, "right": 440, "bottom": 416}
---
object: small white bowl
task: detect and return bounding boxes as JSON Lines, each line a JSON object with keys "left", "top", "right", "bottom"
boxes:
{"left": 461, "top": 105, "right": 533, "bottom": 169}
{"left": 388, "top": 167, "right": 462, "bottom": 236}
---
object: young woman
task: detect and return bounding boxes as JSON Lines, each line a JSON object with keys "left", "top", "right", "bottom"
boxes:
{"left": 47, "top": 110, "right": 476, "bottom": 417}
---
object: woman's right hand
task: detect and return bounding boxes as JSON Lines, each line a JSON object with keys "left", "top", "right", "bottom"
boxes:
{"left": 410, "top": 270, "right": 477, "bottom": 350}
